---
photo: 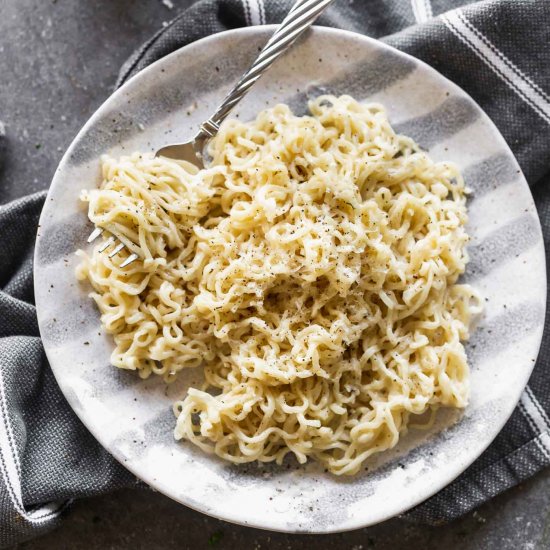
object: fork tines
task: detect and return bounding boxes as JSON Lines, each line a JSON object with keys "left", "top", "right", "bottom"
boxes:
{"left": 108, "top": 242, "right": 125, "bottom": 258}
{"left": 87, "top": 227, "right": 103, "bottom": 243}
{"left": 87, "top": 227, "right": 139, "bottom": 267}
{"left": 120, "top": 254, "right": 139, "bottom": 268}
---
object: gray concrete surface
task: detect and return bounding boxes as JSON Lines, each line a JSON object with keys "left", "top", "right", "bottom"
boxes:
{"left": 14, "top": 471, "right": 550, "bottom": 549}
{"left": 2, "top": 0, "right": 550, "bottom": 548}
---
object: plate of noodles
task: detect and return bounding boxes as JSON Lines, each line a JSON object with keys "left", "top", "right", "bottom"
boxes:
{"left": 34, "top": 26, "right": 546, "bottom": 532}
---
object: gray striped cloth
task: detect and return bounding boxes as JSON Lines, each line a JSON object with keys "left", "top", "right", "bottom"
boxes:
{"left": 1, "top": 0, "right": 549, "bottom": 545}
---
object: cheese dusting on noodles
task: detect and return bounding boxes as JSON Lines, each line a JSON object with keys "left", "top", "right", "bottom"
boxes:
{"left": 76, "top": 95, "right": 481, "bottom": 475}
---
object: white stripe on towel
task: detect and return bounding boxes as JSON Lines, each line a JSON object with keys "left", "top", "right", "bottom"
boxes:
{"left": 411, "top": 0, "right": 433, "bottom": 23}
{"left": 243, "top": 0, "right": 264, "bottom": 26}
{"left": 442, "top": 9, "right": 550, "bottom": 124}
{"left": 0, "top": 362, "right": 67, "bottom": 523}
{"left": 520, "top": 387, "right": 550, "bottom": 458}
{"left": 258, "top": 0, "right": 266, "bottom": 24}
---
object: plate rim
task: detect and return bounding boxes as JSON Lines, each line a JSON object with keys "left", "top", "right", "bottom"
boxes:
{"left": 34, "top": 24, "right": 547, "bottom": 533}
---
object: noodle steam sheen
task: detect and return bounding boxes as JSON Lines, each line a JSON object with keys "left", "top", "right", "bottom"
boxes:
{"left": 76, "top": 95, "right": 481, "bottom": 475}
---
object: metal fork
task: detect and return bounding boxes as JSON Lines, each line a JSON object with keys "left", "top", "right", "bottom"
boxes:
{"left": 88, "top": 0, "right": 334, "bottom": 267}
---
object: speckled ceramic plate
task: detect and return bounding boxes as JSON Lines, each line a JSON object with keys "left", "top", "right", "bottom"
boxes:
{"left": 34, "top": 26, "right": 546, "bottom": 533}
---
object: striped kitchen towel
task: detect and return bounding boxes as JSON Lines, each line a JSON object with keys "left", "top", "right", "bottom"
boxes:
{"left": 1, "top": 0, "right": 549, "bottom": 545}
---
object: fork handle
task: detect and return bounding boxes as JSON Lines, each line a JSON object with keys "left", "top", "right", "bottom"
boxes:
{"left": 198, "top": 0, "right": 334, "bottom": 138}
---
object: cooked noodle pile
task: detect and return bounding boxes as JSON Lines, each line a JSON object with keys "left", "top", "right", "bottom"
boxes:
{"left": 77, "top": 95, "right": 480, "bottom": 475}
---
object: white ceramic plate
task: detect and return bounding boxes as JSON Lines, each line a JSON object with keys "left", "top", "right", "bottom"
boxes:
{"left": 34, "top": 26, "right": 546, "bottom": 533}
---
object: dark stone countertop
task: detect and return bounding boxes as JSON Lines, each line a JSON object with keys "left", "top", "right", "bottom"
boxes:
{"left": 3, "top": 1, "right": 549, "bottom": 548}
